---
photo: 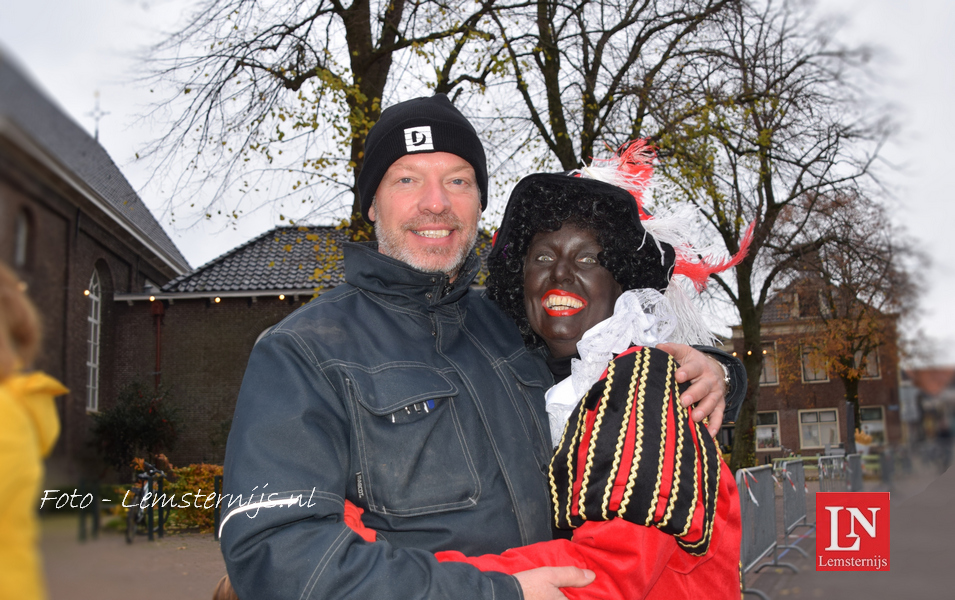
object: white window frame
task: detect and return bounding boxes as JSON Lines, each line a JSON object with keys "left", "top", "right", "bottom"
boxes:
{"left": 856, "top": 348, "right": 881, "bottom": 380}
{"left": 756, "top": 411, "right": 781, "bottom": 451}
{"left": 759, "top": 341, "right": 779, "bottom": 386}
{"left": 859, "top": 406, "right": 887, "bottom": 445}
{"left": 800, "top": 346, "right": 829, "bottom": 383}
{"left": 798, "top": 408, "right": 840, "bottom": 449}
{"left": 86, "top": 270, "right": 102, "bottom": 412}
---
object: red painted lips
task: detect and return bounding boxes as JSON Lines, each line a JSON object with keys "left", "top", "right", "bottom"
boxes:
{"left": 541, "top": 289, "right": 588, "bottom": 316}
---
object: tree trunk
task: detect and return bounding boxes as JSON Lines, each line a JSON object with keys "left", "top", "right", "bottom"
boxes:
{"left": 841, "top": 374, "right": 862, "bottom": 441}
{"left": 730, "top": 297, "right": 763, "bottom": 472}
{"left": 342, "top": 0, "right": 405, "bottom": 230}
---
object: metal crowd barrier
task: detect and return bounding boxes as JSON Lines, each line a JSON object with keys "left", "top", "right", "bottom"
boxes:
{"left": 847, "top": 453, "right": 864, "bottom": 492}
{"left": 737, "top": 465, "right": 797, "bottom": 600}
{"left": 777, "top": 459, "right": 811, "bottom": 558}
{"left": 817, "top": 455, "right": 849, "bottom": 492}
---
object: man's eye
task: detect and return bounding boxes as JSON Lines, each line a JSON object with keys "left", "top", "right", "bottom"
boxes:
{"left": 578, "top": 256, "right": 598, "bottom": 264}
{"left": 399, "top": 177, "right": 413, "bottom": 184}
{"left": 534, "top": 254, "right": 554, "bottom": 262}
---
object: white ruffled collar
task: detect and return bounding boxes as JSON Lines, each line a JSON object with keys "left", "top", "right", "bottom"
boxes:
{"left": 544, "top": 288, "right": 681, "bottom": 447}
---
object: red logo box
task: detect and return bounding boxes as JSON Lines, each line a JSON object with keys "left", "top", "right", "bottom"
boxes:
{"left": 816, "top": 492, "right": 890, "bottom": 571}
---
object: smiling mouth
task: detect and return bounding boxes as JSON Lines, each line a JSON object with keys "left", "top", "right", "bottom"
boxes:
{"left": 542, "top": 289, "right": 587, "bottom": 316}
{"left": 413, "top": 229, "right": 452, "bottom": 239}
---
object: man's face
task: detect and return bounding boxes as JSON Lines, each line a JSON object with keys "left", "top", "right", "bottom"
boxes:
{"left": 369, "top": 152, "right": 482, "bottom": 279}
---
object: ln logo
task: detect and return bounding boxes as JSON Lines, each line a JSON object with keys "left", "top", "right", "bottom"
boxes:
{"left": 404, "top": 126, "right": 434, "bottom": 151}
{"left": 816, "top": 492, "right": 890, "bottom": 571}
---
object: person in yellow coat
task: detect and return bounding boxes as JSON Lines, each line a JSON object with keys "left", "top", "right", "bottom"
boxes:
{"left": 0, "top": 262, "right": 68, "bottom": 600}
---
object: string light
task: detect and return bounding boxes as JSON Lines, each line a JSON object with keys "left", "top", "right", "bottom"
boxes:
{"left": 149, "top": 296, "right": 156, "bottom": 302}
{"left": 83, "top": 290, "right": 90, "bottom": 296}
{"left": 279, "top": 294, "right": 285, "bottom": 300}
{"left": 214, "top": 297, "right": 221, "bottom": 304}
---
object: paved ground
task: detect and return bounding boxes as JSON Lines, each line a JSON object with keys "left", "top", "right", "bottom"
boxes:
{"left": 41, "top": 516, "right": 226, "bottom": 600}
{"left": 40, "top": 462, "right": 953, "bottom": 600}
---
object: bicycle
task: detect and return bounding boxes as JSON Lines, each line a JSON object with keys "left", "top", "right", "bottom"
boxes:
{"left": 125, "top": 461, "right": 166, "bottom": 544}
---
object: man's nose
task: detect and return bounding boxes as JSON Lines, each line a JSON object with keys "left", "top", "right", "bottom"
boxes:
{"left": 417, "top": 178, "right": 451, "bottom": 214}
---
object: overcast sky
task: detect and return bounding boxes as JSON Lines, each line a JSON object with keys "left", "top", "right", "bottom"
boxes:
{"left": 2, "top": 0, "right": 953, "bottom": 363}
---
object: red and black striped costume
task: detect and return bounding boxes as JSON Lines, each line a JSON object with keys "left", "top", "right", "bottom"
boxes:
{"left": 434, "top": 346, "right": 741, "bottom": 599}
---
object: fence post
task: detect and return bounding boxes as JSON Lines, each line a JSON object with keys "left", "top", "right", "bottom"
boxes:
{"left": 147, "top": 473, "right": 154, "bottom": 542}
{"left": 92, "top": 484, "right": 100, "bottom": 539}
{"left": 157, "top": 477, "right": 165, "bottom": 538}
{"left": 214, "top": 475, "right": 223, "bottom": 542}
{"left": 78, "top": 478, "right": 88, "bottom": 542}
{"left": 847, "top": 453, "right": 864, "bottom": 492}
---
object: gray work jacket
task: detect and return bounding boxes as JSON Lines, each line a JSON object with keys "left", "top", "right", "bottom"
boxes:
{"left": 221, "top": 242, "right": 555, "bottom": 600}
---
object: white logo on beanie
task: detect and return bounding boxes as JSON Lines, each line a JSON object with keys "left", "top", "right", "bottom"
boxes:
{"left": 404, "top": 126, "right": 434, "bottom": 152}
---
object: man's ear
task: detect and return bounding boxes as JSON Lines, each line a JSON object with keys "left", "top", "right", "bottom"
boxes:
{"left": 367, "top": 201, "right": 376, "bottom": 222}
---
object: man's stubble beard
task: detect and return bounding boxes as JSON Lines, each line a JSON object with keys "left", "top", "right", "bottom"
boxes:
{"left": 373, "top": 204, "right": 481, "bottom": 281}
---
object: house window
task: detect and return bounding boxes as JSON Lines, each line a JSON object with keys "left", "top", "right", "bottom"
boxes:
{"left": 799, "top": 408, "right": 840, "bottom": 449}
{"left": 860, "top": 406, "right": 886, "bottom": 445}
{"left": 14, "top": 209, "right": 30, "bottom": 268}
{"left": 759, "top": 342, "right": 778, "bottom": 385}
{"left": 801, "top": 346, "right": 828, "bottom": 383}
{"left": 717, "top": 424, "right": 735, "bottom": 454}
{"left": 86, "top": 270, "right": 102, "bottom": 412}
{"left": 756, "top": 411, "right": 781, "bottom": 450}
{"left": 855, "top": 349, "right": 880, "bottom": 379}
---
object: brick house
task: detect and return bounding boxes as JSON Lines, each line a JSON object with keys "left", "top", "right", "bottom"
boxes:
{"left": 112, "top": 226, "right": 351, "bottom": 465}
{"left": 729, "top": 279, "right": 902, "bottom": 461}
{"left": 1, "top": 53, "right": 190, "bottom": 475}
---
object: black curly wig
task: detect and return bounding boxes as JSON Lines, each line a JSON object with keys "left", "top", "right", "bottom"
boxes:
{"left": 487, "top": 173, "right": 675, "bottom": 350}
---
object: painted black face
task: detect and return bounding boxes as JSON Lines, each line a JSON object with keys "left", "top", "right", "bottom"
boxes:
{"left": 523, "top": 223, "right": 623, "bottom": 358}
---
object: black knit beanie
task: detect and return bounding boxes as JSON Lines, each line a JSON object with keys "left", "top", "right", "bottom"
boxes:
{"left": 357, "top": 94, "right": 488, "bottom": 222}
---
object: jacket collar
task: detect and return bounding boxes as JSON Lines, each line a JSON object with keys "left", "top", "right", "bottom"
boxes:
{"left": 343, "top": 242, "right": 480, "bottom": 310}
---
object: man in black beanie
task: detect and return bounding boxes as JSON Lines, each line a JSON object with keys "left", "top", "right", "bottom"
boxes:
{"left": 358, "top": 94, "right": 489, "bottom": 280}
{"left": 221, "top": 94, "right": 732, "bottom": 600}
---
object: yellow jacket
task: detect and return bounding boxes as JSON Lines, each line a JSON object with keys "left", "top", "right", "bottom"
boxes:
{"left": 0, "top": 372, "right": 67, "bottom": 600}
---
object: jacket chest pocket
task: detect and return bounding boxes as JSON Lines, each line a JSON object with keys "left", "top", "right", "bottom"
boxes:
{"left": 345, "top": 366, "right": 479, "bottom": 517}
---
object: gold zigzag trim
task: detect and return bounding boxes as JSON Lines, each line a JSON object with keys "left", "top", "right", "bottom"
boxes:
{"left": 578, "top": 359, "right": 614, "bottom": 522}
{"left": 680, "top": 419, "right": 718, "bottom": 555}
{"left": 600, "top": 352, "right": 640, "bottom": 520}
{"left": 550, "top": 410, "right": 573, "bottom": 528}
{"left": 677, "top": 399, "right": 701, "bottom": 539}
{"left": 560, "top": 401, "right": 588, "bottom": 527}
{"left": 661, "top": 357, "right": 686, "bottom": 528}
{"left": 646, "top": 353, "right": 671, "bottom": 526}
{"left": 619, "top": 347, "right": 651, "bottom": 519}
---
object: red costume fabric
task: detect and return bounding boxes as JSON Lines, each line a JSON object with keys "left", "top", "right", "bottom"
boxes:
{"left": 436, "top": 346, "right": 741, "bottom": 599}
{"left": 345, "top": 346, "right": 742, "bottom": 599}
{"left": 434, "top": 460, "right": 740, "bottom": 599}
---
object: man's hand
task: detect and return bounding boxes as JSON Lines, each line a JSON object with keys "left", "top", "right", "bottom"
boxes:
{"left": 514, "top": 566, "right": 595, "bottom": 600}
{"left": 656, "top": 343, "right": 726, "bottom": 437}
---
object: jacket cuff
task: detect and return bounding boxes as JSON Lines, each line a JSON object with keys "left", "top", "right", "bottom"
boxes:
{"left": 692, "top": 345, "right": 746, "bottom": 423}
